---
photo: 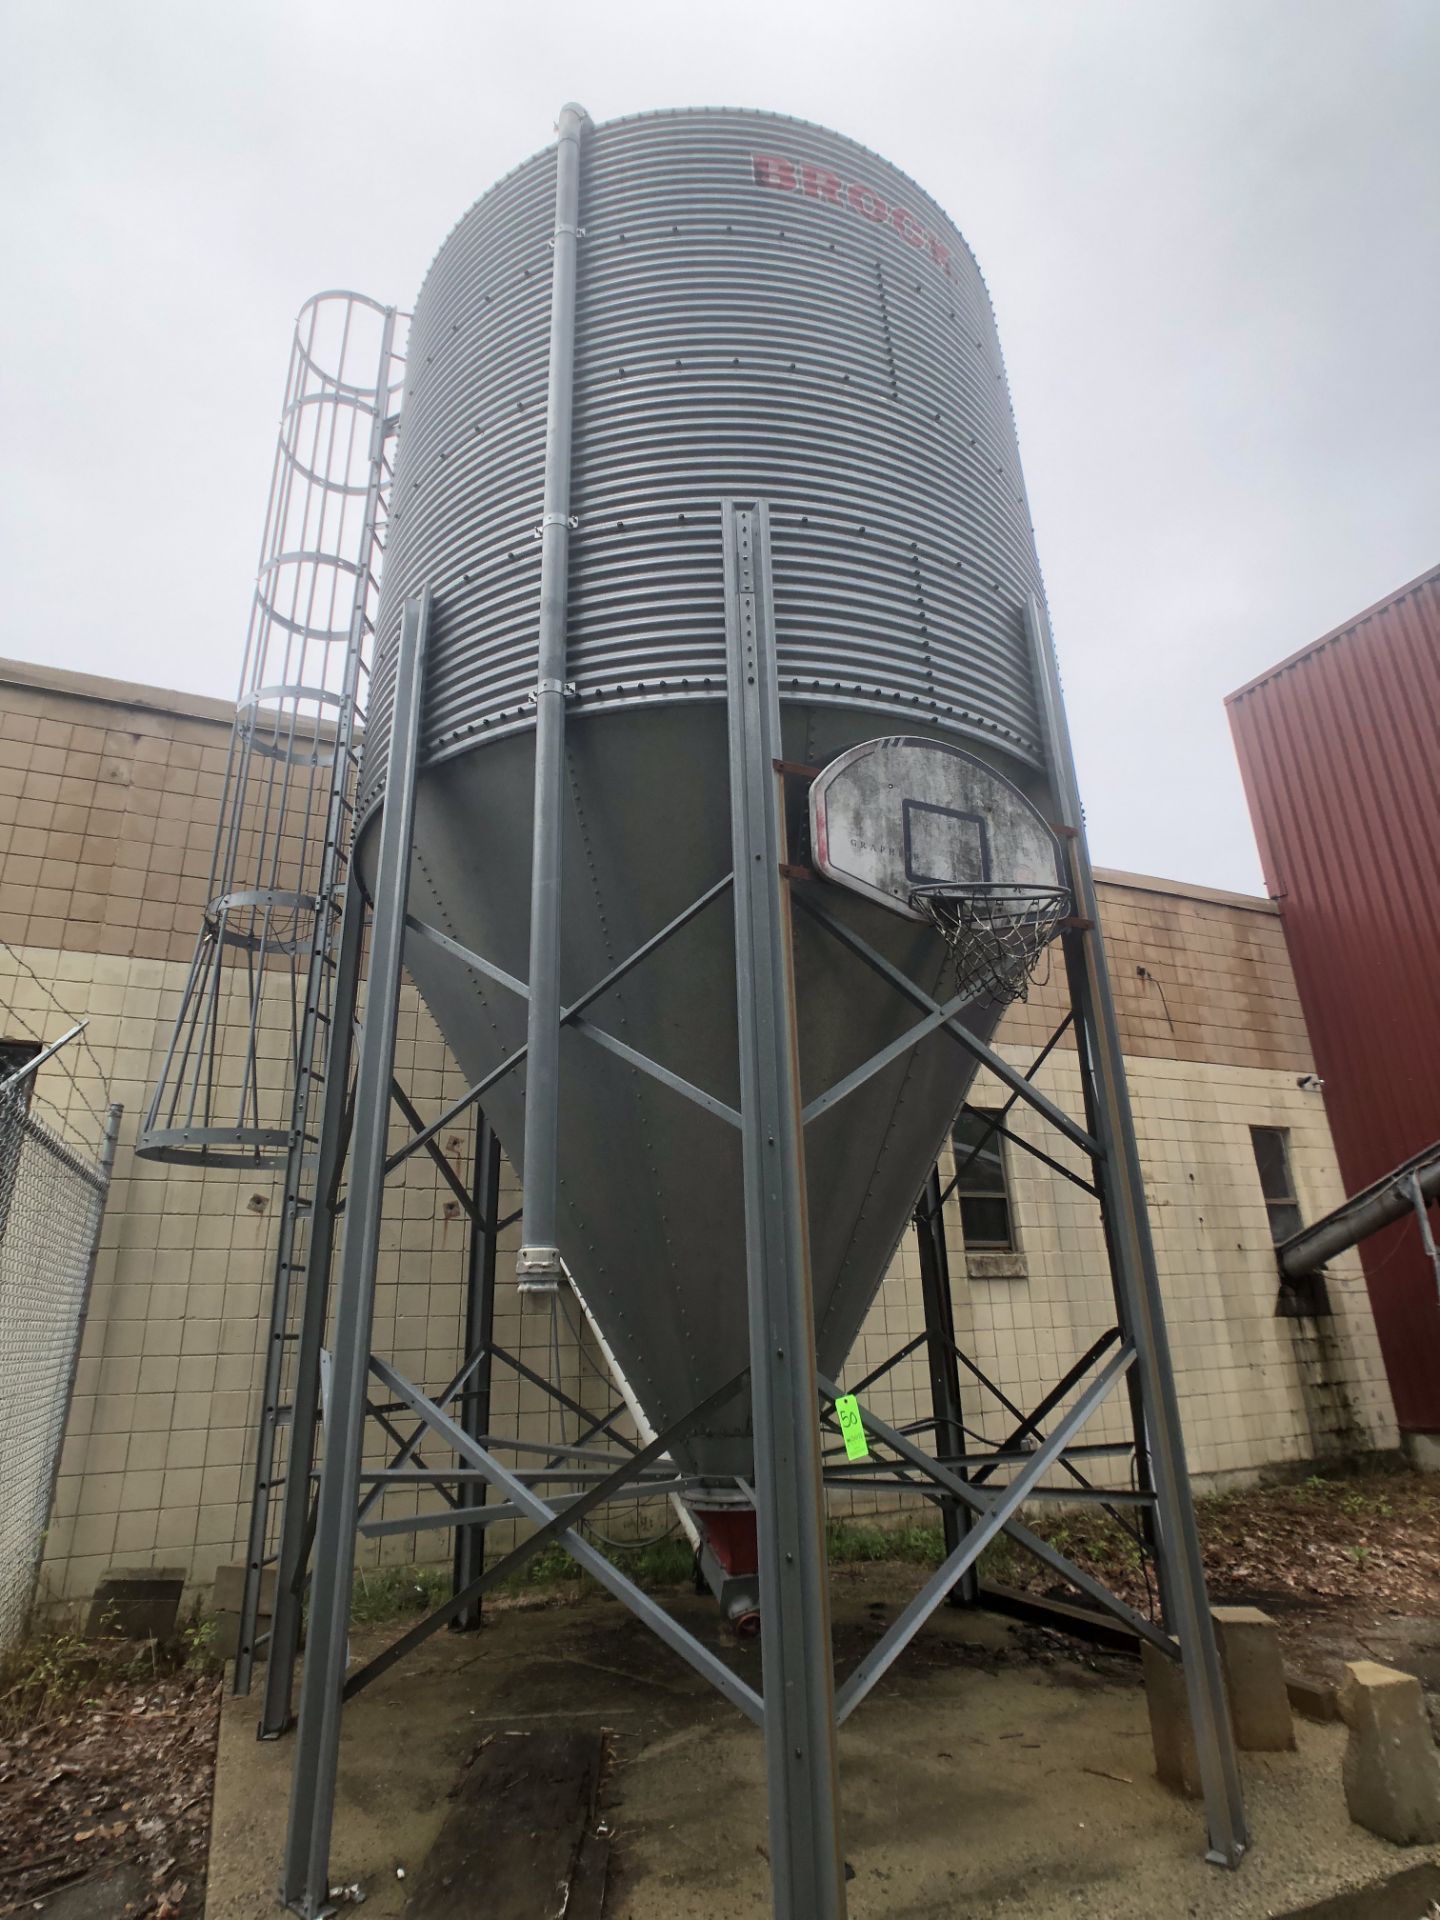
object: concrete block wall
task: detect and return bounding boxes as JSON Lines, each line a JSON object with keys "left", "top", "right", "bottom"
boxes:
{"left": 0, "top": 658, "right": 1401, "bottom": 1610}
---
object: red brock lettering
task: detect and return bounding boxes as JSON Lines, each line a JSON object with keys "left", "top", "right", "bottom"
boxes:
{"left": 752, "top": 153, "right": 798, "bottom": 191}
{"left": 890, "top": 206, "right": 926, "bottom": 250}
{"left": 801, "top": 163, "right": 843, "bottom": 204}
{"left": 847, "top": 181, "right": 888, "bottom": 223}
{"left": 749, "top": 152, "right": 956, "bottom": 279}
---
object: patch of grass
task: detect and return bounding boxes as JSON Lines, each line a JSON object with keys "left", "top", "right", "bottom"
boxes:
{"left": 349, "top": 1565, "right": 450, "bottom": 1624}
{"left": 181, "top": 1613, "right": 223, "bottom": 1675}
{"left": 498, "top": 1530, "right": 696, "bottom": 1592}
{"left": 607, "top": 1535, "right": 696, "bottom": 1588}
{"left": 350, "top": 1532, "right": 700, "bottom": 1615}
{"left": 977, "top": 1531, "right": 1024, "bottom": 1586}
{"left": 0, "top": 1628, "right": 103, "bottom": 1737}
{"left": 825, "top": 1521, "right": 946, "bottom": 1566}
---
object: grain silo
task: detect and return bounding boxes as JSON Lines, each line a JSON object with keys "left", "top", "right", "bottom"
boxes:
{"left": 142, "top": 107, "right": 1246, "bottom": 1919}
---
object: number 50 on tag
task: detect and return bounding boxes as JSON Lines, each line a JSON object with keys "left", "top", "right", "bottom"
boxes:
{"left": 834, "top": 1393, "right": 869, "bottom": 1462}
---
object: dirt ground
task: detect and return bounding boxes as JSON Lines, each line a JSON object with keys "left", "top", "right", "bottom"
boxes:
{"left": 5, "top": 1465, "right": 1438, "bottom": 1919}
{"left": 1000, "top": 1463, "right": 1440, "bottom": 1719}
{"left": 0, "top": 1654, "right": 218, "bottom": 1918}
{"left": 202, "top": 1572, "right": 1440, "bottom": 1920}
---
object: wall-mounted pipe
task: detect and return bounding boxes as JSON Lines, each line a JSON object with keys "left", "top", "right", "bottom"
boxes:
{"left": 1278, "top": 1143, "right": 1440, "bottom": 1280}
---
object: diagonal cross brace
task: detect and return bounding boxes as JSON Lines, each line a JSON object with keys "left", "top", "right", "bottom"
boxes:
{"left": 932, "top": 1014, "right": 1075, "bottom": 1212}
{"left": 357, "top": 1356, "right": 763, "bottom": 1723}
{"left": 829, "top": 1343, "right": 1136, "bottom": 1721}
{"left": 818, "top": 1366, "right": 1175, "bottom": 1660}
{"left": 354, "top": 1347, "right": 489, "bottom": 1525}
{"left": 794, "top": 893, "right": 1099, "bottom": 1159}
{"left": 385, "top": 873, "right": 736, "bottom": 1176}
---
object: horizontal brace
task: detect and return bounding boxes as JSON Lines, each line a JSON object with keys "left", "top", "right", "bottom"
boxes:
{"left": 819, "top": 1474, "right": 1156, "bottom": 1507}
{"left": 359, "top": 1480, "right": 688, "bottom": 1540}
{"left": 355, "top": 1348, "right": 489, "bottom": 1526}
{"left": 818, "top": 1440, "right": 1136, "bottom": 1472}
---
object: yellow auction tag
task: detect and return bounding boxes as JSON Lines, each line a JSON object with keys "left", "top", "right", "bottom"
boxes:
{"left": 834, "top": 1393, "right": 870, "bottom": 1462}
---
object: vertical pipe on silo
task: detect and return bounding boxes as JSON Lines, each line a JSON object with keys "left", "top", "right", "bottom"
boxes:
{"left": 518, "top": 103, "right": 588, "bottom": 1283}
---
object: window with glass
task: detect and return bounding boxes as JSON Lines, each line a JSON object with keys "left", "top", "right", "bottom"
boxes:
{"left": 951, "top": 1107, "right": 1016, "bottom": 1250}
{"left": 1250, "top": 1125, "right": 1303, "bottom": 1246}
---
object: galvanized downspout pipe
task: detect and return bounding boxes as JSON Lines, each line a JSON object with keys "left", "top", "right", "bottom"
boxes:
{"left": 518, "top": 102, "right": 588, "bottom": 1285}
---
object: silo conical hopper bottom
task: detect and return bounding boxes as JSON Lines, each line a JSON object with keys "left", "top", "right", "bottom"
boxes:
{"left": 361, "top": 698, "right": 1021, "bottom": 1487}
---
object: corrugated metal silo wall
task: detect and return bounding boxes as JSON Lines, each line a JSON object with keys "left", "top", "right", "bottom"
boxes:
{"left": 362, "top": 109, "right": 1049, "bottom": 814}
{"left": 1227, "top": 564, "right": 1440, "bottom": 1431}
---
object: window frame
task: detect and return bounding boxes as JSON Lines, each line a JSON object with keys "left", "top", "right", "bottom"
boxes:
{"left": 950, "top": 1106, "right": 1018, "bottom": 1253}
{"left": 1249, "top": 1124, "right": 1303, "bottom": 1249}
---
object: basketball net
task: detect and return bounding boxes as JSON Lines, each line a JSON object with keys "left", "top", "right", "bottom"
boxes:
{"left": 909, "top": 881, "right": 1071, "bottom": 1007}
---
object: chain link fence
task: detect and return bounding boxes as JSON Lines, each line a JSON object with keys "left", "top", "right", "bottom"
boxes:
{"left": 0, "top": 1076, "right": 118, "bottom": 1648}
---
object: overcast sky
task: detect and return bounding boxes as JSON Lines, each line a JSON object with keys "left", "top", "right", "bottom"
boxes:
{"left": 4, "top": 1, "right": 1436, "bottom": 892}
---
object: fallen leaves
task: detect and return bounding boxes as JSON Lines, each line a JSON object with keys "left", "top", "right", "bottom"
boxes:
{"left": 0, "top": 1661, "right": 219, "bottom": 1917}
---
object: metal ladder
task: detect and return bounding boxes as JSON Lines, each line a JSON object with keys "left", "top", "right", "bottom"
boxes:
{"left": 233, "top": 316, "right": 403, "bottom": 1697}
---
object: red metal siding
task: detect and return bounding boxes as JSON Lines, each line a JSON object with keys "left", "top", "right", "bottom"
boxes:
{"left": 1227, "top": 564, "right": 1440, "bottom": 1430}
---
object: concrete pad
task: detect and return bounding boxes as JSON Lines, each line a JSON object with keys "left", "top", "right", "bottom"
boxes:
{"left": 1278, "top": 1862, "right": 1440, "bottom": 1917}
{"left": 205, "top": 1575, "right": 1440, "bottom": 1920}
{"left": 1214, "top": 1606, "right": 1296, "bottom": 1751}
{"left": 1339, "top": 1661, "right": 1440, "bottom": 1845}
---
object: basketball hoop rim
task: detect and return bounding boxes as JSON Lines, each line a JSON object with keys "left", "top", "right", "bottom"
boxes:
{"left": 907, "top": 879, "right": 1071, "bottom": 913}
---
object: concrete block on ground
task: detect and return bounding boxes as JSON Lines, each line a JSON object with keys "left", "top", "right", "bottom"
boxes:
{"left": 1287, "top": 1671, "right": 1340, "bottom": 1723}
{"left": 210, "top": 1564, "right": 275, "bottom": 1663}
{"left": 1213, "top": 1605, "right": 1294, "bottom": 1750}
{"left": 86, "top": 1568, "right": 186, "bottom": 1640}
{"left": 1401, "top": 1430, "right": 1440, "bottom": 1473}
{"left": 212, "top": 1563, "right": 274, "bottom": 1614}
{"left": 1142, "top": 1642, "right": 1201, "bottom": 1798}
{"left": 1338, "top": 1660, "right": 1440, "bottom": 1845}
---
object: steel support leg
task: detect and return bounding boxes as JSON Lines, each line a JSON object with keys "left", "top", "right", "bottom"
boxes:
{"left": 281, "top": 590, "right": 431, "bottom": 1916}
{"left": 914, "top": 1166, "right": 976, "bottom": 1603}
{"left": 452, "top": 1113, "right": 501, "bottom": 1629}
{"left": 256, "top": 868, "right": 367, "bottom": 1735}
{"left": 724, "top": 499, "right": 847, "bottom": 1920}
{"left": 1025, "top": 594, "right": 1247, "bottom": 1867}
{"left": 518, "top": 102, "right": 587, "bottom": 1284}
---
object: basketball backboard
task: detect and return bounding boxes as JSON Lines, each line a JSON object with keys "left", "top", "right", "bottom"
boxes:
{"left": 809, "top": 736, "right": 1063, "bottom": 921}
